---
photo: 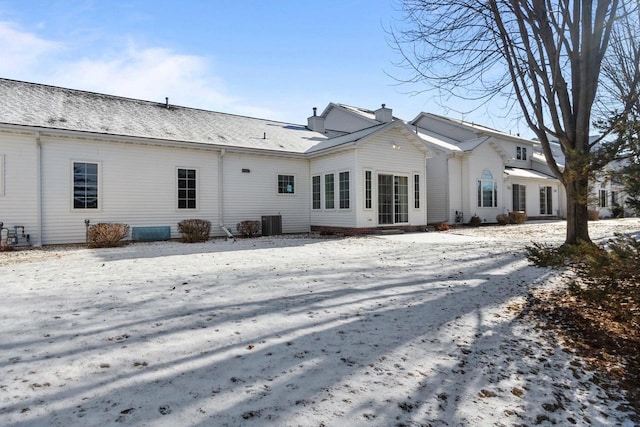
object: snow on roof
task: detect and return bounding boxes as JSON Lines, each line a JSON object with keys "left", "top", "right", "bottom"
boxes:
{"left": 0, "top": 78, "right": 328, "bottom": 154}
{"left": 504, "top": 167, "right": 557, "bottom": 180}
{"left": 306, "top": 122, "right": 392, "bottom": 154}
{"left": 456, "top": 136, "right": 490, "bottom": 151}
{"left": 335, "top": 104, "right": 377, "bottom": 121}
{"left": 416, "top": 129, "right": 461, "bottom": 152}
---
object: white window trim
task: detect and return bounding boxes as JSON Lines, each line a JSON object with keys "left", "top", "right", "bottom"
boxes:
{"left": 413, "top": 172, "right": 421, "bottom": 210}
{"left": 176, "top": 166, "right": 199, "bottom": 211}
{"left": 276, "top": 173, "right": 296, "bottom": 196}
{"left": 71, "top": 160, "right": 102, "bottom": 212}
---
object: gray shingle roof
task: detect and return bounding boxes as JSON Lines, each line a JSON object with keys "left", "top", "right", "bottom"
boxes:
{"left": 0, "top": 78, "right": 327, "bottom": 154}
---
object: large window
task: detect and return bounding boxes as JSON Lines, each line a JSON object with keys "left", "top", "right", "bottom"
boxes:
{"left": 512, "top": 184, "right": 526, "bottom": 212}
{"left": 73, "top": 162, "right": 98, "bottom": 209}
{"left": 325, "top": 174, "right": 334, "bottom": 209}
{"left": 312, "top": 175, "right": 321, "bottom": 209}
{"left": 477, "top": 169, "right": 497, "bottom": 208}
{"left": 278, "top": 174, "right": 295, "bottom": 194}
{"left": 540, "top": 186, "right": 553, "bottom": 215}
{"left": 364, "top": 170, "right": 372, "bottom": 209}
{"left": 339, "top": 171, "right": 350, "bottom": 209}
{"left": 378, "top": 174, "right": 408, "bottom": 224}
{"left": 414, "top": 174, "right": 420, "bottom": 209}
{"left": 394, "top": 176, "right": 409, "bottom": 223}
{"left": 178, "top": 168, "right": 197, "bottom": 209}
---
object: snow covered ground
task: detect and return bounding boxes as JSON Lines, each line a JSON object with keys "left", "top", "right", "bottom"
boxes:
{"left": 1, "top": 219, "right": 639, "bottom": 426}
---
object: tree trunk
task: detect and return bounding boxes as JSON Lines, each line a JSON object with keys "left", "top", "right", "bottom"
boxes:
{"left": 564, "top": 176, "right": 592, "bottom": 245}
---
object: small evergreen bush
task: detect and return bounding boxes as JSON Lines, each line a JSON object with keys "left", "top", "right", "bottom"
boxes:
{"left": 178, "top": 219, "right": 211, "bottom": 243}
{"left": 612, "top": 204, "right": 624, "bottom": 218}
{"left": 88, "top": 223, "right": 129, "bottom": 248}
{"left": 469, "top": 215, "right": 482, "bottom": 227}
{"left": 237, "top": 220, "right": 261, "bottom": 237}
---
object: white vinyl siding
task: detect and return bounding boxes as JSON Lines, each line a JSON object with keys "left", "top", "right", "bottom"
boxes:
{"left": 221, "top": 153, "right": 310, "bottom": 234}
{"left": 0, "top": 154, "right": 4, "bottom": 196}
{"left": 39, "top": 136, "right": 219, "bottom": 244}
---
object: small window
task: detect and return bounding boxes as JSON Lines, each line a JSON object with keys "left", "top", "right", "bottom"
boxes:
{"left": 414, "top": 174, "right": 420, "bottom": 209}
{"left": 278, "top": 174, "right": 295, "bottom": 194}
{"left": 364, "top": 170, "right": 372, "bottom": 209}
{"left": 312, "top": 175, "right": 321, "bottom": 209}
{"left": 73, "top": 161, "right": 99, "bottom": 209}
{"left": 178, "top": 168, "right": 197, "bottom": 209}
{"left": 516, "top": 146, "right": 527, "bottom": 160}
{"left": 339, "top": 171, "right": 350, "bottom": 209}
{"left": 325, "top": 173, "right": 334, "bottom": 209}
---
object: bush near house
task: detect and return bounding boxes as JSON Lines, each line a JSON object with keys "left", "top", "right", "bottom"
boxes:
{"left": 588, "top": 210, "right": 600, "bottom": 221}
{"left": 508, "top": 211, "right": 527, "bottom": 224}
{"left": 612, "top": 204, "right": 624, "bottom": 218}
{"left": 433, "top": 222, "right": 451, "bottom": 231}
{"left": 178, "top": 219, "right": 211, "bottom": 243}
{"left": 469, "top": 215, "right": 482, "bottom": 227}
{"left": 237, "top": 220, "right": 261, "bottom": 237}
{"left": 88, "top": 223, "right": 130, "bottom": 248}
{"left": 496, "top": 214, "right": 509, "bottom": 225}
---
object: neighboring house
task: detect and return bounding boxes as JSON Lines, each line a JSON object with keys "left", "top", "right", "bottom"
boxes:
{"left": 532, "top": 138, "right": 628, "bottom": 218}
{"left": 408, "top": 113, "right": 563, "bottom": 224}
{"left": 0, "top": 79, "right": 430, "bottom": 245}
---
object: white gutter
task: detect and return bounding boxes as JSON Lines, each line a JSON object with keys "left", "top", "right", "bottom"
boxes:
{"left": 34, "top": 131, "right": 43, "bottom": 246}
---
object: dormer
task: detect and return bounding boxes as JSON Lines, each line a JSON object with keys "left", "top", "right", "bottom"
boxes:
{"left": 307, "top": 107, "right": 325, "bottom": 133}
{"left": 374, "top": 104, "right": 393, "bottom": 123}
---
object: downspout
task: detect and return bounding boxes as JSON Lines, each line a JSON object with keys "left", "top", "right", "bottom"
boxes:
{"left": 34, "top": 131, "right": 43, "bottom": 247}
{"left": 217, "top": 149, "right": 234, "bottom": 239}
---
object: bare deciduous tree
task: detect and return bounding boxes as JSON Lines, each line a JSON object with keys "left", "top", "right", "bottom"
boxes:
{"left": 391, "top": 0, "right": 637, "bottom": 245}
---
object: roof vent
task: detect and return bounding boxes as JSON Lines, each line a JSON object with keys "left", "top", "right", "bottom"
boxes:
{"left": 165, "top": 97, "right": 169, "bottom": 109}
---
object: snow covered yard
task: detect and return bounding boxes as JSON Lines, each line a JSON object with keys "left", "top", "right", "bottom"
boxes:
{"left": 1, "top": 219, "right": 639, "bottom": 426}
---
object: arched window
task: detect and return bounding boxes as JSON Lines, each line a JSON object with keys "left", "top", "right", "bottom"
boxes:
{"left": 477, "top": 169, "right": 497, "bottom": 207}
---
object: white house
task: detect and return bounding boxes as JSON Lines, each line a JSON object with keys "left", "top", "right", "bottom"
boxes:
{"left": 409, "top": 113, "right": 564, "bottom": 224}
{"left": 0, "top": 79, "right": 430, "bottom": 245}
{"left": 532, "top": 138, "right": 628, "bottom": 218}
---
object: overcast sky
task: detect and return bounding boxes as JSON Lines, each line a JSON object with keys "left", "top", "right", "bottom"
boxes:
{"left": 0, "top": 0, "right": 530, "bottom": 136}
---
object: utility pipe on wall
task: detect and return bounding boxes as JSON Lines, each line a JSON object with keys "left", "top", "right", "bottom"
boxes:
{"left": 34, "top": 131, "right": 43, "bottom": 247}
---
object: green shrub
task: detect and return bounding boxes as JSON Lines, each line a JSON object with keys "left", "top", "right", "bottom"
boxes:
{"left": 88, "top": 223, "right": 129, "bottom": 248}
{"left": 178, "top": 219, "right": 211, "bottom": 243}
{"left": 469, "top": 215, "right": 482, "bottom": 227}
{"left": 237, "top": 220, "right": 261, "bottom": 237}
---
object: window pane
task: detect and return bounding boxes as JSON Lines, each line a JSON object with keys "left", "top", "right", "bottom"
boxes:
{"left": 339, "top": 171, "right": 349, "bottom": 209}
{"left": 73, "top": 162, "right": 98, "bottom": 209}
{"left": 378, "top": 175, "right": 393, "bottom": 224}
{"left": 414, "top": 174, "right": 420, "bottom": 209}
{"left": 325, "top": 174, "right": 334, "bottom": 209}
{"left": 312, "top": 176, "right": 321, "bottom": 209}
{"left": 395, "top": 176, "right": 408, "bottom": 223}
{"left": 178, "top": 168, "right": 196, "bottom": 209}
{"left": 278, "top": 174, "right": 294, "bottom": 194}
{"left": 365, "top": 170, "right": 372, "bottom": 209}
